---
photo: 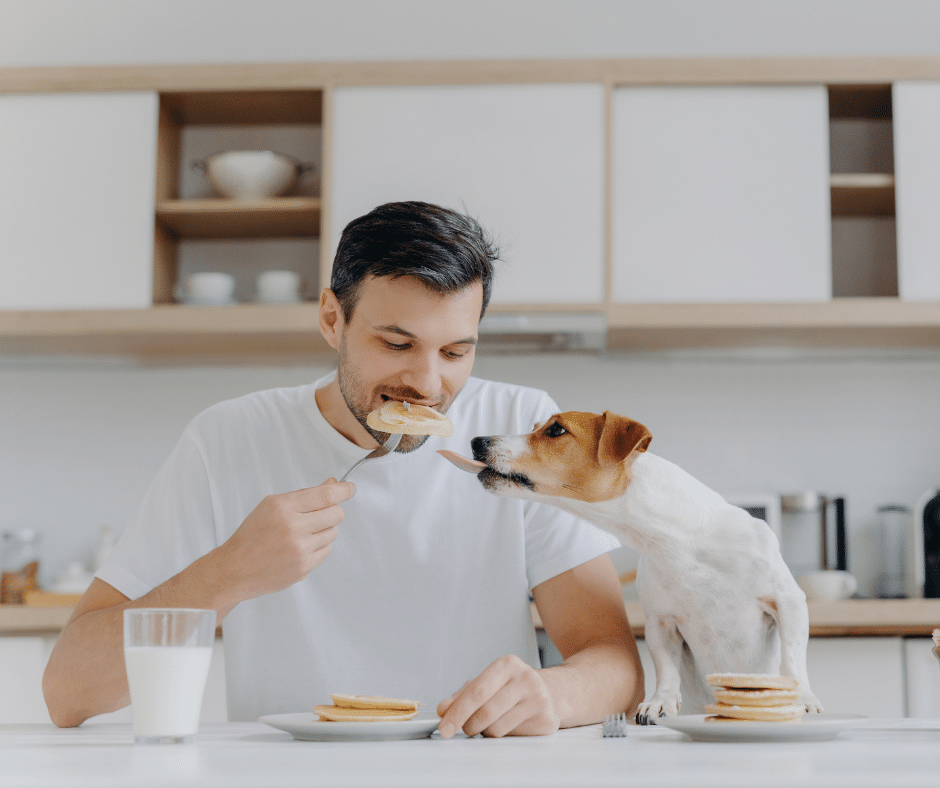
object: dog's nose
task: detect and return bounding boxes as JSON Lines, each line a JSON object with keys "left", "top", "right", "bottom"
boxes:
{"left": 471, "top": 436, "right": 492, "bottom": 462}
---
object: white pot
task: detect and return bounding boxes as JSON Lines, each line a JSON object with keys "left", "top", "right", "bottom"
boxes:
{"left": 194, "top": 151, "right": 314, "bottom": 200}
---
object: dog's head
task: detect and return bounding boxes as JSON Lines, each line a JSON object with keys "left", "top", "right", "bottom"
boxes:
{"left": 461, "top": 411, "right": 652, "bottom": 503}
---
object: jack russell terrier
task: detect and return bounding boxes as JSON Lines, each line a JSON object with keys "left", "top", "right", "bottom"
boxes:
{"left": 439, "top": 410, "right": 822, "bottom": 723}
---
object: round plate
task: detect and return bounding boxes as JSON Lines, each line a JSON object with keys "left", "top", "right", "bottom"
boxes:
{"left": 259, "top": 711, "right": 440, "bottom": 742}
{"left": 655, "top": 713, "right": 868, "bottom": 743}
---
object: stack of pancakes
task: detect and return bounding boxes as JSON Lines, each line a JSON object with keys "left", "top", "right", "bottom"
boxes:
{"left": 705, "top": 674, "right": 805, "bottom": 723}
{"left": 314, "top": 694, "right": 422, "bottom": 721}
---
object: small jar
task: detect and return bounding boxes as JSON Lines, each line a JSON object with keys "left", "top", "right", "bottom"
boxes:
{"left": 0, "top": 528, "right": 42, "bottom": 604}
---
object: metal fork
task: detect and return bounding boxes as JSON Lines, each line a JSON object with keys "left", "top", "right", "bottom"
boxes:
{"left": 339, "top": 432, "right": 402, "bottom": 482}
{"left": 602, "top": 713, "right": 629, "bottom": 738}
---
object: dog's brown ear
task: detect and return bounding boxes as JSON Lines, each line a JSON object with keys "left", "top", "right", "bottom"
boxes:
{"left": 597, "top": 411, "right": 652, "bottom": 468}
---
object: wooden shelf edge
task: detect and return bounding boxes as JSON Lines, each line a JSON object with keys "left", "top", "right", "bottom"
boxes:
{"left": 0, "top": 304, "right": 334, "bottom": 360}
{"left": 8, "top": 57, "right": 940, "bottom": 93}
{"left": 530, "top": 598, "right": 940, "bottom": 638}
{"left": 156, "top": 198, "right": 321, "bottom": 240}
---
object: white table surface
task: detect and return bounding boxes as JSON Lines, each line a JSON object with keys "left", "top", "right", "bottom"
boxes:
{"left": 2, "top": 718, "right": 938, "bottom": 788}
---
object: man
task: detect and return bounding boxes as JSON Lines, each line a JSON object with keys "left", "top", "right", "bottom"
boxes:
{"left": 44, "top": 202, "right": 643, "bottom": 738}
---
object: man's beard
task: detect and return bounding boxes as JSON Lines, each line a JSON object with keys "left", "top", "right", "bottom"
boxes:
{"left": 336, "top": 337, "right": 439, "bottom": 454}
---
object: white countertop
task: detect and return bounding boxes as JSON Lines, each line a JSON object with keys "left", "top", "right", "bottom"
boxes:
{"left": 2, "top": 718, "right": 938, "bottom": 788}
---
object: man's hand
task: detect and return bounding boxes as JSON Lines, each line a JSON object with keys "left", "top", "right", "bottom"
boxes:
{"left": 435, "top": 655, "right": 560, "bottom": 738}
{"left": 215, "top": 478, "right": 355, "bottom": 602}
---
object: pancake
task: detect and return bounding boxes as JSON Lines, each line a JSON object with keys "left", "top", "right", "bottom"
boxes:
{"left": 366, "top": 401, "right": 453, "bottom": 437}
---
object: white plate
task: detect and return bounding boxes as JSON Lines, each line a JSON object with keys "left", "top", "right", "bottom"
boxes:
{"left": 655, "top": 713, "right": 867, "bottom": 743}
{"left": 259, "top": 711, "right": 441, "bottom": 742}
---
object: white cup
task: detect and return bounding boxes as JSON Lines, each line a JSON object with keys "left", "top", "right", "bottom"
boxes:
{"left": 256, "top": 270, "right": 301, "bottom": 303}
{"left": 123, "top": 608, "right": 216, "bottom": 744}
{"left": 176, "top": 272, "right": 236, "bottom": 304}
{"left": 796, "top": 570, "right": 858, "bottom": 601}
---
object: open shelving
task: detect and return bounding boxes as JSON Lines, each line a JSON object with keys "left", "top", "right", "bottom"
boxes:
{"left": 2, "top": 60, "right": 940, "bottom": 361}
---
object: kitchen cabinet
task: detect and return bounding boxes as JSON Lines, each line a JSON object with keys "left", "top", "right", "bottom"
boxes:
{"left": 904, "top": 637, "right": 940, "bottom": 718}
{"left": 0, "top": 635, "right": 228, "bottom": 724}
{"left": 2, "top": 60, "right": 940, "bottom": 359}
{"left": 611, "top": 85, "right": 832, "bottom": 304}
{"left": 330, "top": 84, "right": 605, "bottom": 306}
{"left": 153, "top": 90, "right": 322, "bottom": 305}
{"left": 538, "top": 632, "right": 914, "bottom": 718}
{"left": 893, "top": 82, "right": 940, "bottom": 300}
{"left": 0, "top": 91, "right": 158, "bottom": 310}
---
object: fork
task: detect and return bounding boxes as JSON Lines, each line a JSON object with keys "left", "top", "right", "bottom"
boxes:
{"left": 602, "top": 713, "right": 629, "bottom": 738}
{"left": 339, "top": 432, "right": 402, "bottom": 482}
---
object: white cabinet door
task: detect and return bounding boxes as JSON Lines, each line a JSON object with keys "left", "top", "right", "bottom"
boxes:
{"left": 540, "top": 634, "right": 907, "bottom": 717}
{"left": 0, "top": 92, "right": 157, "bottom": 310}
{"left": 893, "top": 82, "right": 940, "bottom": 300}
{"left": 806, "top": 637, "right": 905, "bottom": 717}
{"left": 612, "top": 86, "right": 831, "bottom": 303}
{"left": 330, "top": 84, "right": 605, "bottom": 305}
{"left": 0, "top": 636, "right": 227, "bottom": 725}
{"left": 903, "top": 637, "right": 940, "bottom": 718}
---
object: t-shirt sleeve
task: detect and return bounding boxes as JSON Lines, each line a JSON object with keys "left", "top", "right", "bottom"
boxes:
{"left": 95, "top": 426, "right": 219, "bottom": 600}
{"left": 519, "top": 390, "right": 621, "bottom": 589}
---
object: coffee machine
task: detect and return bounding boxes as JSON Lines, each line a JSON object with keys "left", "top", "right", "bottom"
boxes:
{"left": 779, "top": 492, "right": 847, "bottom": 579}
{"left": 909, "top": 487, "right": 940, "bottom": 598}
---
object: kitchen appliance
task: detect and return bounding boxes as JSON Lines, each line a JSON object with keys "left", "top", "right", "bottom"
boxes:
{"left": 192, "top": 151, "right": 315, "bottom": 199}
{"left": 873, "top": 504, "right": 910, "bottom": 598}
{"left": 724, "top": 493, "right": 782, "bottom": 540}
{"left": 779, "top": 492, "right": 847, "bottom": 580}
{"left": 910, "top": 486, "right": 940, "bottom": 598}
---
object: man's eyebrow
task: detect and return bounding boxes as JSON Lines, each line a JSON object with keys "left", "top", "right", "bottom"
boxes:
{"left": 374, "top": 324, "right": 477, "bottom": 345}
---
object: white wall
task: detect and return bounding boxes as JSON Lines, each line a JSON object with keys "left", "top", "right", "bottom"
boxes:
{"left": 3, "top": 349, "right": 940, "bottom": 596}
{"left": 3, "top": 0, "right": 940, "bottom": 597}
{"left": 3, "top": 0, "right": 940, "bottom": 66}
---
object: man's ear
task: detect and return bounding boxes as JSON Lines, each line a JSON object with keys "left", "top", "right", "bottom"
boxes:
{"left": 597, "top": 411, "right": 652, "bottom": 468}
{"left": 319, "top": 288, "right": 343, "bottom": 350}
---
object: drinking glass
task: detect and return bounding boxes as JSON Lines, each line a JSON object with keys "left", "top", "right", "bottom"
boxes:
{"left": 123, "top": 608, "right": 216, "bottom": 744}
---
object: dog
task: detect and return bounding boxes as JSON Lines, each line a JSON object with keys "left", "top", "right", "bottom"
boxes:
{"left": 439, "top": 410, "right": 822, "bottom": 723}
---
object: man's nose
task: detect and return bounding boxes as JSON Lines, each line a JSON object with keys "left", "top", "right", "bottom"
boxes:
{"left": 400, "top": 351, "right": 441, "bottom": 399}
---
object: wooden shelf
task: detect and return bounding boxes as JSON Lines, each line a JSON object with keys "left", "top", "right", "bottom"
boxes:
{"left": 606, "top": 299, "right": 940, "bottom": 350}
{"left": 156, "top": 197, "right": 321, "bottom": 239}
{"left": 529, "top": 598, "right": 940, "bottom": 638}
{"left": 4, "top": 300, "right": 940, "bottom": 361}
{"left": 830, "top": 173, "right": 895, "bottom": 217}
{"left": 0, "top": 303, "right": 332, "bottom": 360}
{"left": 160, "top": 90, "right": 322, "bottom": 125}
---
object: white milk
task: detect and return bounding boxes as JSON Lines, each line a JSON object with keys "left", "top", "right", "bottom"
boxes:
{"left": 124, "top": 646, "right": 213, "bottom": 738}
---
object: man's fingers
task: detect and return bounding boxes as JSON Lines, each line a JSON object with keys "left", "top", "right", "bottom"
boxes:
{"left": 461, "top": 686, "right": 520, "bottom": 738}
{"left": 437, "top": 666, "right": 509, "bottom": 739}
{"left": 286, "top": 480, "right": 356, "bottom": 512}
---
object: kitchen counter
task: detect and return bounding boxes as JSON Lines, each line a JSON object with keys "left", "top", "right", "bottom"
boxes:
{"left": 3, "top": 598, "right": 940, "bottom": 637}
{"left": 2, "top": 718, "right": 938, "bottom": 788}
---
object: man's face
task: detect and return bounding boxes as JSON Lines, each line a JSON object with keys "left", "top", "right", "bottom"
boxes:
{"left": 331, "top": 275, "right": 482, "bottom": 453}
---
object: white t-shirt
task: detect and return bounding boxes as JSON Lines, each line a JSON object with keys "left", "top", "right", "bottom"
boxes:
{"left": 98, "top": 373, "right": 620, "bottom": 721}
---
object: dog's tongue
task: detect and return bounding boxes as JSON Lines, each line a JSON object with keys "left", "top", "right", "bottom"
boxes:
{"left": 437, "top": 449, "right": 486, "bottom": 475}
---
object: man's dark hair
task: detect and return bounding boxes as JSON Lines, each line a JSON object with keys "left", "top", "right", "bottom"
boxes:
{"left": 330, "top": 201, "right": 499, "bottom": 322}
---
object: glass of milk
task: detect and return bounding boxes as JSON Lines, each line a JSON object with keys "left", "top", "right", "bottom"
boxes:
{"left": 123, "top": 608, "right": 216, "bottom": 744}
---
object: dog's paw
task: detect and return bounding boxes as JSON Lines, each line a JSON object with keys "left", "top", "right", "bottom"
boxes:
{"left": 634, "top": 694, "right": 681, "bottom": 726}
{"left": 802, "top": 692, "right": 824, "bottom": 714}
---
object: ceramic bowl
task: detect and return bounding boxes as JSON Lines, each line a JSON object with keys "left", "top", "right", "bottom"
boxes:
{"left": 194, "top": 151, "right": 313, "bottom": 199}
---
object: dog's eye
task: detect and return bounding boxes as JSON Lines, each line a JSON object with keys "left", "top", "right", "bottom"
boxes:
{"left": 545, "top": 422, "right": 567, "bottom": 438}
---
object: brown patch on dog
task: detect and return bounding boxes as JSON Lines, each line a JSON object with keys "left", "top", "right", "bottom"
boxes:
{"left": 510, "top": 411, "right": 652, "bottom": 503}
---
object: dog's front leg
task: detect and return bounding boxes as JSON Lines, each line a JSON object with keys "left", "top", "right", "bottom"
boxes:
{"left": 759, "top": 595, "right": 824, "bottom": 713}
{"left": 636, "top": 615, "right": 685, "bottom": 725}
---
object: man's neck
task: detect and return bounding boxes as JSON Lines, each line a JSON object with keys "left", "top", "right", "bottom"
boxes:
{"left": 315, "top": 379, "right": 380, "bottom": 449}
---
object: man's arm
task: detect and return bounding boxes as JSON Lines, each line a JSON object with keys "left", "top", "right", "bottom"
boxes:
{"left": 436, "top": 553, "right": 643, "bottom": 737}
{"left": 43, "top": 480, "right": 354, "bottom": 728}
